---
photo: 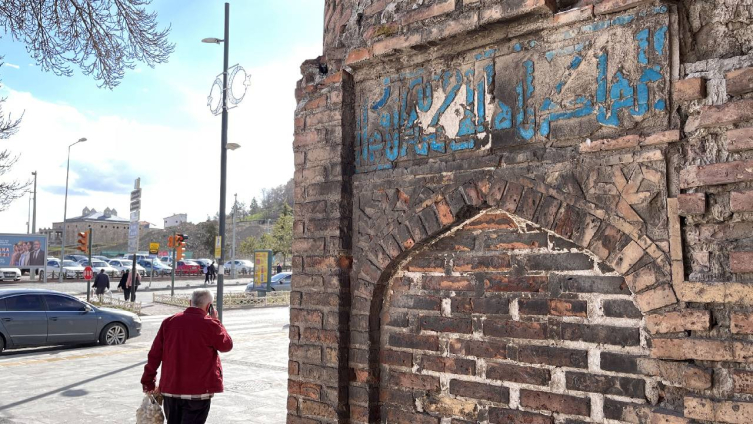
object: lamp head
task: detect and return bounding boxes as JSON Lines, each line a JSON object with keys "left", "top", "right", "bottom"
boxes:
{"left": 227, "top": 143, "right": 241, "bottom": 151}
{"left": 202, "top": 37, "right": 223, "bottom": 44}
{"left": 78, "top": 137, "right": 87, "bottom": 142}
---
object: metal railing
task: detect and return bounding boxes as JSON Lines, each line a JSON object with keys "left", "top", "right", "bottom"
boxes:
{"left": 153, "top": 291, "right": 290, "bottom": 309}
{"left": 79, "top": 291, "right": 143, "bottom": 314}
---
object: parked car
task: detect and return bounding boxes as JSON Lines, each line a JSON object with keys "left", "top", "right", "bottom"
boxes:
{"left": 79, "top": 260, "right": 119, "bottom": 276}
{"left": 137, "top": 259, "right": 172, "bottom": 276}
{"left": 0, "top": 289, "right": 141, "bottom": 352}
{"left": 0, "top": 268, "right": 21, "bottom": 282}
{"left": 92, "top": 255, "right": 110, "bottom": 262}
{"left": 175, "top": 260, "right": 201, "bottom": 275}
{"left": 224, "top": 260, "right": 254, "bottom": 274}
{"left": 159, "top": 256, "right": 173, "bottom": 266}
{"left": 193, "top": 258, "right": 212, "bottom": 269}
{"left": 246, "top": 271, "right": 291, "bottom": 293}
{"left": 45, "top": 260, "right": 84, "bottom": 279}
{"left": 107, "top": 259, "right": 146, "bottom": 276}
{"left": 64, "top": 254, "right": 88, "bottom": 263}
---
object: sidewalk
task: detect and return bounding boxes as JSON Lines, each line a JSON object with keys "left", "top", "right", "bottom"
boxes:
{"left": 0, "top": 277, "right": 251, "bottom": 295}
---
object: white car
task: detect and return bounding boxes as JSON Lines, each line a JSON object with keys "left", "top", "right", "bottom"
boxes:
{"left": 80, "top": 260, "right": 119, "bottom": 276}
{"left": 0, "top": 268, "right": 21, "bottom": 281}
{"left": 224, "top": 260, "right": 254, "bottom": 274}
{"left": 45, "top": 260, "right": 84, "bottom": 279}
{"left": 107, "top": 259, "right": 146, "bottom": 276}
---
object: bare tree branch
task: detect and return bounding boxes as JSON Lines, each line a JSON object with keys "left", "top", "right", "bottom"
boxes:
{"left": 0, "top": 0, "right": 175, "bottom": 89}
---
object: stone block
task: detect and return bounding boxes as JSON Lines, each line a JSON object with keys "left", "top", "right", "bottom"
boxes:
{"left": 484, "top": 319, "right": 547, "bottom": 340}
{"left": 595, "top": 0, "right": 650, "bottom": 14}
{"left": 635, "top": 284, "right": 678, "bottom": 312}
{"left": 419, "top": 316, "right": 473, "bottom": 334}
{"left": 519, "top": 390, "right": 590, "bottom": 416}
{"left": 565, "top": 371, "right": 645, "bottom": 398}
{"left": 730, "top": 251, "right": 753, "bottom": 273}
{"left": 680, "top": 159, "right": 753, "bottom": 188}
{"left": 449, "top": 339, "right": 507, "bottom": 359}
{"left": 673, "top": 78, "right": 706, "bottom": 102}
{"left": 517, "top": 345, "right": 588, "bottom": 368}
{"left": 685, "top": 397, "right": 753, "bottom": 424}
{"left": 731, "top": 312, "right": 753, "bottom": 334}
{"left": 603, "top": 299, "right": 642, "bottom": 318}
{"left": 422, "top": 276, "right": 475, "bottom": 291}
{"left": 401, "top": 0, "right": 456, "bottom": 26}
{"left": 388, "top": 371, "right": 440, "bottom": 391}
{"left": 488, "top": 408, "right": 553, "bottom": 424}
{"left": 696, "top": 99, "right": 753, "bottom": 129}
{"left": 727, "top": 127, "right": 753, "bottom": 152}
{"left": 388, "top": 333, "right": 440, "bottom": 351}
{"left": 479, "top": 0, "right": 555, "bottom": 25}
{"left": 560, "top": 322, "right": 641, "bottom": 346}
{"left": 449, "top": 380, "right": 509, "bottom": 403}
{"left": 579, "top": 134, "right": 640, "bottom": 152}
{"left": 677, "top": 193, "right": 706, "bottom": 215}
{"left": 645, "top": 310, "right": 710, "bottom": 334}
{"left": 733, "top": 369, "right": 753, "bottom": 394}
{"left": 553, "top": 5, "right": 593, "bottom": 25}
{"left": 487, "top": 363, "right": 550, "bottom": 385}
{"left": 726, "top": 66, "right": 753, "bottom": 96}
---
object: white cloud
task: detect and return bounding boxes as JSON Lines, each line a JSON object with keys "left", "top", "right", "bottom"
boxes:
{"left": 0, "top": 42, "right": 321, "bottom": 235}
{"left": 2, "top": 63, "right": 20, "bottom": 69}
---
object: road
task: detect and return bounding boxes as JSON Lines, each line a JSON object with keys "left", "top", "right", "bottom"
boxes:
{"left": 0, "top": 306, "right": 290, "bottom": 423}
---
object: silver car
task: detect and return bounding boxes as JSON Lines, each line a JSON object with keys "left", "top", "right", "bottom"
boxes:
{"left": 0, "top": 289, "right": 141, "bottom": 352}
{"left": 245, "top": 272, "right": 292, "bottom": 293}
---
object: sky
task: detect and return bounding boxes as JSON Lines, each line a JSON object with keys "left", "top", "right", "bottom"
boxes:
{"left": 0, "top": 0, "right": 323, "bottom": 233}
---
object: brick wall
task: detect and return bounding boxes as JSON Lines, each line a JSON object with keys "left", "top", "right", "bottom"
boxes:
{"left": 289, "top": 0, "right": 753, "bottom": 423}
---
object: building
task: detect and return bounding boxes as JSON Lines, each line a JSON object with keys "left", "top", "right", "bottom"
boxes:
{"left": 41, "top": 207, "right": 129, "bottom": 246}
{"left": 139, "top": 221, "right": 157, "bottom": 230}
{"left": 163, "top": 213, "right": 187, "bottom": 228}
{"left": 288, "top": 1, "right": 753, "bottom": 423}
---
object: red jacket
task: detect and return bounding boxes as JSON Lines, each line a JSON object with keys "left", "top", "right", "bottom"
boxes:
{"left": 141, "top": 307, "right": 233, "bottom": 395}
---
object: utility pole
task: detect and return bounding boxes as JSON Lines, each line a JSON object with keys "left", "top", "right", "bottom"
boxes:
{"left": 232, "top": 193, "right": 237, "bottom": 279}
{"left": 27, "top": 194, "right": 31, "bottom": 234}
{"left": 31, "top": 171, "right": 37, "bottom": 233}
{"left": 86, "top": 228, "right": 93, "bottom": 302}
{"left": 60, "top": 138, "right": 87, "bottom": 283}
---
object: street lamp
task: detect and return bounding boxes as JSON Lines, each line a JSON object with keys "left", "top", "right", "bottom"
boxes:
{"left": 232, "top": 193, "right": 237, "bottom": 279}
{"left": 204, "top": 2, "right": 230, "bottom": 321}
{"left": 59, "top": 137, "right": 87, "bottom": 283}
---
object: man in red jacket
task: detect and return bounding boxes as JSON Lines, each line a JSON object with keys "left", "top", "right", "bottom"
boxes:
{"left": 141, "top": 288, "right": 233, "bottom": 424}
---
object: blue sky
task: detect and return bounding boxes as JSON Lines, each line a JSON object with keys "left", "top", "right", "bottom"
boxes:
{"left": 0, "top": 0, "right": 323, "bottom": 232}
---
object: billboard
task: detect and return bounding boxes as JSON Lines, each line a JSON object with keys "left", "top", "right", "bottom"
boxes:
{"left": 254, "top": 250, "right": 272, "bottom": 288}
{"left": 0, "top": 234, "right": 48, "bottom": 268}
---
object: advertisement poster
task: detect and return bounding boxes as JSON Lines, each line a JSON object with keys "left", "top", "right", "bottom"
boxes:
{"left": 0, "top": 234, "right": 48, "bottom": 268}
{"left": 254, "top": 250, "right": 272, "bottom": 288}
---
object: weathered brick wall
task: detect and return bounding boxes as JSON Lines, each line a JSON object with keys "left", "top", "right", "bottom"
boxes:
{"left": 289, "top": 0, "right": 753, "bottom": 423}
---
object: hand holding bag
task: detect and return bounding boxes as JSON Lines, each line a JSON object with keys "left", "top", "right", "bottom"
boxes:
{"left": 136, "top": 393, "right": 164, "bottom": 424}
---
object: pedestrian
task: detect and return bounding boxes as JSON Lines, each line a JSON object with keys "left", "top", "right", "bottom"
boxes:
{"left": 141, "top": 289, "right": 233, "bottom": 424}
{"left": 126, "top": 269, "right": 141, "bottom": 302}
{"left": 93, "top": 269, "right": 110, "bottom": 302}
{"left": 276, "top": 263, "right": 282, "bottom": 274}
{"left": 208, "top": 262, "right": 216, "bottom": 285}
{"left": 203, "top": 263, "right": 210, "bottom": 285}
{"left": 118, "top": 270, "right": 131, "bottom": 301}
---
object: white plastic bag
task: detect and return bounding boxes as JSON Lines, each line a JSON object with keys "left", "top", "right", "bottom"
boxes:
{"left": 136, "top": 393, "right": 164, "bottom": 424}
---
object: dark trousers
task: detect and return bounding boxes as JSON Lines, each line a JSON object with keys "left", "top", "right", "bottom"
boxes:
{"left": 123, "top": 288, "right": 131, "bottom": 301}
{"left": 204, "top": 273, "right": 210, "bottom": 284}
{"left": 163, "top": 397, "right": 211, "bottom": 424}
{"left": 130, "top": 285, "right": 138, "bottom": 301}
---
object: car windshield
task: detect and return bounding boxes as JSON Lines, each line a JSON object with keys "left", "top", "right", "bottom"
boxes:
{"left": 92, "top": 261, "right": 108, "bottom": 267}
{"left": 121, "top": 260, "right": 132, "bottom": 266}
{"left": 271, "top": 273, "right": 291, "bottom": 283}
{"left": 62, "top": 260, "right": 79, "bottom": 266}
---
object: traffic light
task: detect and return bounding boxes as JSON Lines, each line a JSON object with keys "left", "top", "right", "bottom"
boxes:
{"left": 76, "top": 231, "right": 88, "bottom": 253}
{"left": 176, "top": 233, "right": 187, "bottom": 244}
{"left": 176, "top": 242, "right": 186, "bottom": 261}
{"left": 167, "top": 235, "right": 174, "bottom": 248}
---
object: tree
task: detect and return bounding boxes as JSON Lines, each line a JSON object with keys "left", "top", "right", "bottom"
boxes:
{"left": 238, "top": 235, "right": 262, "bottom": 257}
{"left": 268, "top": 205, "right": 293, "bottom": 265}
{"left": 0, "top": 0, "right": 174, "bottom": 209}
{"left": 0, "top": 89, "right": 25, "bottom": 211}
{"left": 0, "top": 0, "right": 174, "bottom": 89}
{"left": 249, "top": 197, "right": 260, "bottom": 215}
{"left": 195, "top": 221, "right": 218, "bottom": 257}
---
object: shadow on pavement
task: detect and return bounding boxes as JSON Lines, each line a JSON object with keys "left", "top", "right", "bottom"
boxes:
{"left": 0, "top": 360, "right": 146, "bottom": 411}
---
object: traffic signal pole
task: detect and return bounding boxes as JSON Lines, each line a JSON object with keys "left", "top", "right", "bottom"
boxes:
{"left": 170, "top": 232, "right": 176, "bottom": 297}
{"left": 86, "top": 229, "right": 92, "bottom": 302}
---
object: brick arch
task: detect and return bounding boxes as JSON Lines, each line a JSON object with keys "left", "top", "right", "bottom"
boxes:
{"left": 352, "top": 174, "right": 678, "bottom": 422}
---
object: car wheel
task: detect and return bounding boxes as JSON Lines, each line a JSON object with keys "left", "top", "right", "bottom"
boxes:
{"left": 0, "top": 335, "right": 5, "bottom": 353}
{"left": 100, "top": 323, "right": 128, "bottom": 346}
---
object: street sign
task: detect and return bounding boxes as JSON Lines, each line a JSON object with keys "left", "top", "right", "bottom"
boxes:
{"left": 214, "top": 236, "right": 222, "bottom": 259}
{"left": 83, "top": 266, "right": 93, "bottom": 280}
{"left": 128, "top": 178, "right": 141, "bottom": 254}
{"left": 149, "top": 243, "right": 159, "bottom": 255}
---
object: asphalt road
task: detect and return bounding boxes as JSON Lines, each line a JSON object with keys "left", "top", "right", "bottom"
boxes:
{"left": 0, "top": 306, "right": 290, "bottom": 423}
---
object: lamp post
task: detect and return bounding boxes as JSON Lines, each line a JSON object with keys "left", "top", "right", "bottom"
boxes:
{"left": 26, "top": 194, "right": 31, "bottom": 234}
{"left": 232, "top": 193, "right": 237, "bottom": 279}
{"left": 204, "top": 2, "right": 230, "bottom": 322}
{"left": 31, "top": 171, "right": 37, "bottom": 233}
{"left": 59, "top": 138, "right": 87, "bottom": 283}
